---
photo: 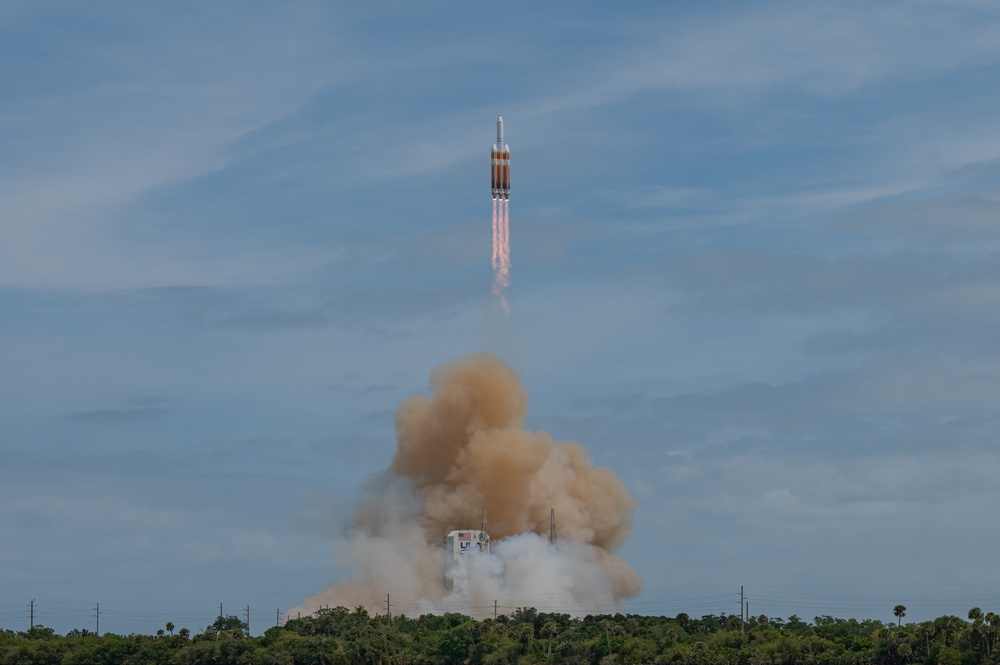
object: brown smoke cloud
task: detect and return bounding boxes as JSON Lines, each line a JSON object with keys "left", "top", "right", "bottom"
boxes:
{"left": 293, "top": 353, "right": 640, "bottom": 618}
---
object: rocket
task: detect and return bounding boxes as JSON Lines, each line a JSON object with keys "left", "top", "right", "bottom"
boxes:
{"left": 491, "top": 116, "right": 510, "bottom": 200}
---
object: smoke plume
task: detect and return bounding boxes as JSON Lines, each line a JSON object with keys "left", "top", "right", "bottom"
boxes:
{"left": 292, "top": 354, "right": 640, "bottom": 618}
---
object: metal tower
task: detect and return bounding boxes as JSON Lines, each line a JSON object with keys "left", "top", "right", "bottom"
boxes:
{"left": 478, "top": 508, "right": 489, "bottom": 552}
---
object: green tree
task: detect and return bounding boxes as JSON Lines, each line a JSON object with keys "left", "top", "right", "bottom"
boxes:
{"left": 937, "top": 645, "right": 964, "bottom": 665}
{"left": 209, "top": 614, "right": 248, "bottom": 637}
{"left": 21, "top": 625, "right": 56, "bottom": 640}
{"left": 937, "top": 615, "right": 963, "bottom": 647}
{"left": 438, "top": 624, "right": 475, "bottom": 665}
{"left": 915, "top": 621, "right": 934, "bottom": 661}
{"left": 540, "top": 620, "right": 557, "bottom": 657}
{"left": 785, "top": 615, "right": 810, "bottom": 635}
{"left": 166, "top": 621, "right": 174, "bottom": 637}
{"left": 600, "top": 619, "right": 615, "bottom": 660}
{"left": 985, "top": 611, "right": 999, "bottom": 658}
{"left": 893, "top": 605, "right": 906, "bottom": 627}
{"left": 968, "top": 606, "right": 985, "bottom": 656}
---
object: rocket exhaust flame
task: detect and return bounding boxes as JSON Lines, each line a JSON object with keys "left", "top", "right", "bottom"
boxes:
{"left": 291, "top": 354, "right": 641, "bottom": 619}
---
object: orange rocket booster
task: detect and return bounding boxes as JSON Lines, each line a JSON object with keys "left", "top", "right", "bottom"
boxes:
{"left": 491, "top": 115, "right": 510, "bottom": 200}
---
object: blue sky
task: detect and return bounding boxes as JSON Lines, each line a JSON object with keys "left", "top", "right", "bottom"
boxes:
{"left": 4, "top": 0, "right": 1000, "bottom": 634}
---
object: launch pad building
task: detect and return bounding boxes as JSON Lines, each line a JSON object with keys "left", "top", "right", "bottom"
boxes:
{"left": 444, "top": 510, "right": 490, "bottom": 591}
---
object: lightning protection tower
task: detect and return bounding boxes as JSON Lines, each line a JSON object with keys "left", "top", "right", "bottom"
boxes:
{"left": 478, "top": 508, "right": 489, "bottom": 552}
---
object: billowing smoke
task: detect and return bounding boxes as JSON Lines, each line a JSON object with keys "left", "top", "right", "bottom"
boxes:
{"left": 292, "top": 354, "right": 640, "bottom": 618}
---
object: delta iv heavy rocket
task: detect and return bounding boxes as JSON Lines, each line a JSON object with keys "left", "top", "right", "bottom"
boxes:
{"left": 491, "top": 116, "right": 510, "bottom": 200}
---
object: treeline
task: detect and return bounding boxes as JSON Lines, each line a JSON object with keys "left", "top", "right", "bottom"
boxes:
{"left": 2, "top": 605, "right": 999, "bottom": 664}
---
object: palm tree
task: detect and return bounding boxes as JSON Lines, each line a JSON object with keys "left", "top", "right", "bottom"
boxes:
{"left": 940, "top": 615, "right": 963, "bottom": 647}
{"left": 165, "top": 622, "right": 174, "bottom": 637}
{"left": 600, "top": 619, "right": 615, "bottom": 659}
{"left": 178, "top": 627, "right": 190, "bottom": 640}
{"left": 914, "top": 622, "right": 933, "bottom": 660}
{"left": 541, "top": 621, "right": 557, "bottom": 657}
{"left": 518, "top": 622, "right": 534, "bottom": 648}
{"left": 963, "top": 608, "right": 984, "bottom": 656}
{"left": 894, "top": 605, "right": 907, "bottom": 626}
{"left": 985, "top": 612, "right": 999, "bottom": 658}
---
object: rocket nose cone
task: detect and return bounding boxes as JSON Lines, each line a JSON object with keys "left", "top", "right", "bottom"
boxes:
{"left": 497, "top": 115, "right": 503, "bottom": 124}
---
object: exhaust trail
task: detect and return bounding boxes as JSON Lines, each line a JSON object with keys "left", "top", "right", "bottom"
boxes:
{"left": 501, "top": 199, "right": 510, "bottom": 285}
{"left": 491, "top": 199, "right": 511, "bottom": 312}
{"left": 491, "top": 198, "right": 499, "bottom": 274}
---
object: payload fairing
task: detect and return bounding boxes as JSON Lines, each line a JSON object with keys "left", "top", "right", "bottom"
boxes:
{"left": 491, "top": 115, "right": 510, "bottom": 200}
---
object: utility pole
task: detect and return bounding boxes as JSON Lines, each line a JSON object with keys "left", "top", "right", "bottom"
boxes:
{"left": 219, "top": 604, "right": 223, "bottom": 620}
{"left": 740, "top": 586, "right": 745, "bottom": 633}
{"left": 94, "top": 603, "right": 101, "bottom": 635}
{"left": 29, "top": 600, "right": 34, "bottom": 630}
{"left": 276, "top": 608, "right": 280, "bottom": 627}
{"left": 494, "top": 600, "right": 498, "bottom": 620}
{"left": 245, "top": 605, "right": 251, "bottom": 636}
{"left": 386, "top": 594, "right": 391, "bottom": 625}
